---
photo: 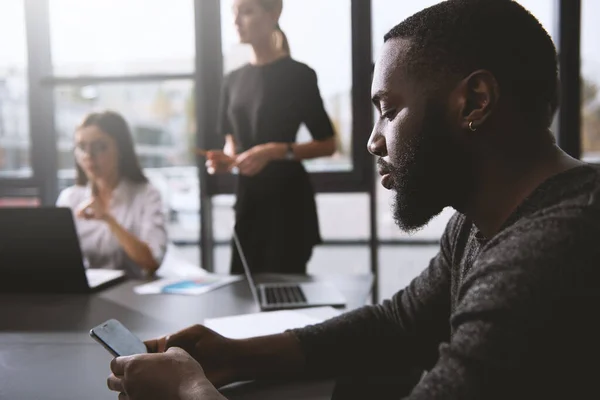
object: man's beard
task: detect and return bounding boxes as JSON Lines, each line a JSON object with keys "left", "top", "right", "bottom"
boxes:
{"left": 383, "top": 102, "right": 470, "bottom": 232}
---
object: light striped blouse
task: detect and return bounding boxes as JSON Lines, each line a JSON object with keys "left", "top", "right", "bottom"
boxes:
{"left": 56, "top": 180, "right": 167, "bottom": 278}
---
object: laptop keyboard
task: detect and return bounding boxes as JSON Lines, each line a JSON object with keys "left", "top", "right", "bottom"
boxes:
{"left": 264, "top": 285, "right": 307, "bottom": 305}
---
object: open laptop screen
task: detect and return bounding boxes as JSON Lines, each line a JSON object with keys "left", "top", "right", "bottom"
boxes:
{"left": 232, "top": 227, "right": 262, "bottom": 307}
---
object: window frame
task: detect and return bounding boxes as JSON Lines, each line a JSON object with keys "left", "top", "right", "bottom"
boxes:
{"left": 0, "top": 0, "right": 53, "bottom": 204}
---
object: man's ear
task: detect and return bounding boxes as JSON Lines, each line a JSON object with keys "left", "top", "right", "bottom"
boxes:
{"left": 452, "top": 70, "right": 500, "bottom": 131}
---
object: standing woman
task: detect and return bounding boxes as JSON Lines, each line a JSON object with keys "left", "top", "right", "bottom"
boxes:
{"left": 57, "top": 111, "right": 168, "bottom": 278}
{"left": 207, "top": 0, "right": 336, "bottom": 274}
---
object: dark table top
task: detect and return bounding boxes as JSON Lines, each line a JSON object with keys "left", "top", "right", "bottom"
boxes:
{"left": 0, "top": 273, "right": 373, "bottom": 400}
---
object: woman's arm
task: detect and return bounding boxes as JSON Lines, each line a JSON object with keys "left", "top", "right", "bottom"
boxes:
{"left": 234, "top": 138, "right": 335, "bottom": 177}
{"left": 83, "top": 185, "right": 166, "bottom": 274}
{"left": 292, "top": 137, "right": 336, "bottom": 159}
{"left": 105, "top": 216, "right": 160, "bottom": 273}
{"left": 259, "top": 138, "right": 336, "bottom": 161}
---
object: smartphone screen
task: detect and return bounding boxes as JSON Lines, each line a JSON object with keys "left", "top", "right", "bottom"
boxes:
{"left": 90, "top": 319, "right": 147, "bottom": 357}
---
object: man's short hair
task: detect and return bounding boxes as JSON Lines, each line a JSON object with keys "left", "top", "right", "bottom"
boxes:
{"left": 385, "top": 0, "right": 559, "bottom": 128}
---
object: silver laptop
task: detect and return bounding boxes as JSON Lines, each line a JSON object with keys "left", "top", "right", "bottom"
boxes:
{"left": 233, "top": 229, "right": 346, "bottom": 311}
{"left": 0, "top": 207, "right": 125, "bottom": 293}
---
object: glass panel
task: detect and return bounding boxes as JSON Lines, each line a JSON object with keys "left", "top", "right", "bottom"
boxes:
{"left": 215, "top": 244, "right": 233, "bottom": 275}
{"left": 177, "top": 245, "right": 368, "bottom": 276}
{"left": 581, "top": 0, "right": 600, "bottom": 161}
{"left": 211, "top": 192, "right": 369, "bottom": 274}
{"left": 212, "top": 243, "right": 370, "bottom": 276}
{"left": 517, "top": 1, "right": 559, "bottom": 135}
{"left": 318, "top": 194, "right": 369, "bottom": 240}
{"left": 372, "top": 0, "right": 556, "bottom": 240}
{"left": 372, "top": 0, "right": 441, "bottom": 61}
{"left": 212, "top": 193, "right": 369, "bottom": 243}
{"left": 0, "top": 1, "right": 30, "bottom": 178}
{"left": 309, "top": 245, "right": 369, "bottom": 276}
{"left": 49, "top": 0, "right": 194, "bottom": 76}
{"left": 54, "top": 80, "right": 197, "bottom": 243}
{"left": 373, "top": 0, "right": 556, "bottom": 60}
{"left": 515, "top": 1, "right": 556, "bottom": 42}
{"left": 220, "top": 0, "right": 353, "bottom": 172}
{"left": 379, "top": 246, "right": 438, "bottom": 300}
{"left": 213, "top": 195, "right": 236, "bottom": 243}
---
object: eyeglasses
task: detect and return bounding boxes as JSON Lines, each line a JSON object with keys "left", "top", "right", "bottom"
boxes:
{"left": 74, "top": 141, "right": 109, "bottom": 158}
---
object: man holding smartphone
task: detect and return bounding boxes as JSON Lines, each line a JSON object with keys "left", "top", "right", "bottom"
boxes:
{"left": 108, "top": 1, "right": 600, "bottom": 399}
{"left": 109, "top": 346, "right": 223, "bottom": 400}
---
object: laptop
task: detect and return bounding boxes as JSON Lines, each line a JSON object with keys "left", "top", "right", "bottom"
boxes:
{"left": 0, "top": 207, "right": 125, "bottom": 294}
{"left": 232, "top": 229, "right": 346, "bottom": 311}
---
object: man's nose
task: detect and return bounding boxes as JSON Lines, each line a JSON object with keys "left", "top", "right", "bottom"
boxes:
{"left": 367, "top": 128, "right": 387, "bottom": 157}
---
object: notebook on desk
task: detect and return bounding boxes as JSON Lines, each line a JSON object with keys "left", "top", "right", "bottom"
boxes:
{"left": 0, "top": 208, "right": 125, "bottom": 294}
{"left": 232, "top": 228, "right": 346, "bottom": 311}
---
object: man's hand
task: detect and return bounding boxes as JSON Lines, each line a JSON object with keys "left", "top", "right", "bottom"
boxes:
{"left": 145, "top": 325, "right": 240, "bottom": 388}
{"left": 144, "top": 325, "right": 306, "bottom": 388}
{"left": 107, "top": 347, "right": 226, "bottom": 400}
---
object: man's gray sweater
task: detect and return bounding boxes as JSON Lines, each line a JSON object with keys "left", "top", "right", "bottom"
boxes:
{"left": 293, "top": 165, "right": 600, "bottom": 399}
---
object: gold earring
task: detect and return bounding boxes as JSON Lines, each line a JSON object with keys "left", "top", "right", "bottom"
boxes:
{"left": 468, "top": 121, "right": 477, "bottom": 132}
{"left": 272, "top": 29, "right": 283, "bottom": 51}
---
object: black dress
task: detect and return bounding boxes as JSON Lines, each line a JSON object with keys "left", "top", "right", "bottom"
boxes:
{"left": 218, "top": 56, "right": 334, "bottom": 274}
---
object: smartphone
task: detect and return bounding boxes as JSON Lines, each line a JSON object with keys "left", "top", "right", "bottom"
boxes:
{"left": 90, "top": 319, "right": 147, "bottom": 357}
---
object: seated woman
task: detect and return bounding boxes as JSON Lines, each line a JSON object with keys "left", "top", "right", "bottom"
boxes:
{"left": 56, "top": 111, "right": 167, "bottom": 278}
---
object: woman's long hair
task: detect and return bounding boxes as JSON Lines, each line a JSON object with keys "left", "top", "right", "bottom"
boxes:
{"left": 75, "top": 111, "right": 148, "bottom": 186}
{"left": 257, "top": 0, "right": 290, "bottom": 55}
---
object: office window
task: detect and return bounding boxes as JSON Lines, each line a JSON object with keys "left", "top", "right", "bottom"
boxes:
{"left": 373, "top": 0, "right": 556, "bottom": 60}
{"left": 581, "top": 0, "right": 600, "bottom": 162}
{"left": 220, "top": 0, "right": 353, "bottom": 172}
{"left": 379, "top": 246, "right": 438, "bottom": 299}
{"left": 53, "top": 80, "right": 197, "bottom": 242}
{"left": 372, "top": 0, "right": 556, "bottom": 241}
{"left": 211, "top": 242, "right": 369, "bottom": 277}
{"left": 317, "top": 194, "right": 369, "bottom": 240}
{"left": 211, "top": 192, "right": 369, "bottom": 274}
{"left": 516, "top": 1, "right": 556, "bottom": 41}
{"left": 212, "top": 192, "right": 369, "bottom": 241}
{"left": 372, "top": 0, "right": 440, "bottom": 61}
{"left": 516, "top": 1, "right": 558, "bottom": 135}
{"left": 0, "top": 1, "right": 30, "bottom": 178}
{"left": 49, "top": 0, "right": 194, "bottom": 76}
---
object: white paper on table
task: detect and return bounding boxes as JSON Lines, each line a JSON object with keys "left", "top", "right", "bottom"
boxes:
{"left": 156, "top": 244, "right": 210, "bottom": 279}
{"left": 134, "top": 275, "right": 243, "bottom": 295}
{"left": 204, "top": 307, "right": 341, "bottom": 339}
{"left": 135, "top": 244, "right": 243, "bottom": 295}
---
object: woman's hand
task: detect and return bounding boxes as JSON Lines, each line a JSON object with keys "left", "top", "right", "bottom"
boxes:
{"left": 76, "top": 188, "right": 111, "bottom": 221}
{"left": 205, "top": 151, "right": 236, "bottom": 174}
{"left": 235, "top": 143, "right": 284, "bottom": 176}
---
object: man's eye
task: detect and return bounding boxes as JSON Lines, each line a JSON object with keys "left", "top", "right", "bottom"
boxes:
{"left": 382, "top": 109, "right": 397, "bottom": 121}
